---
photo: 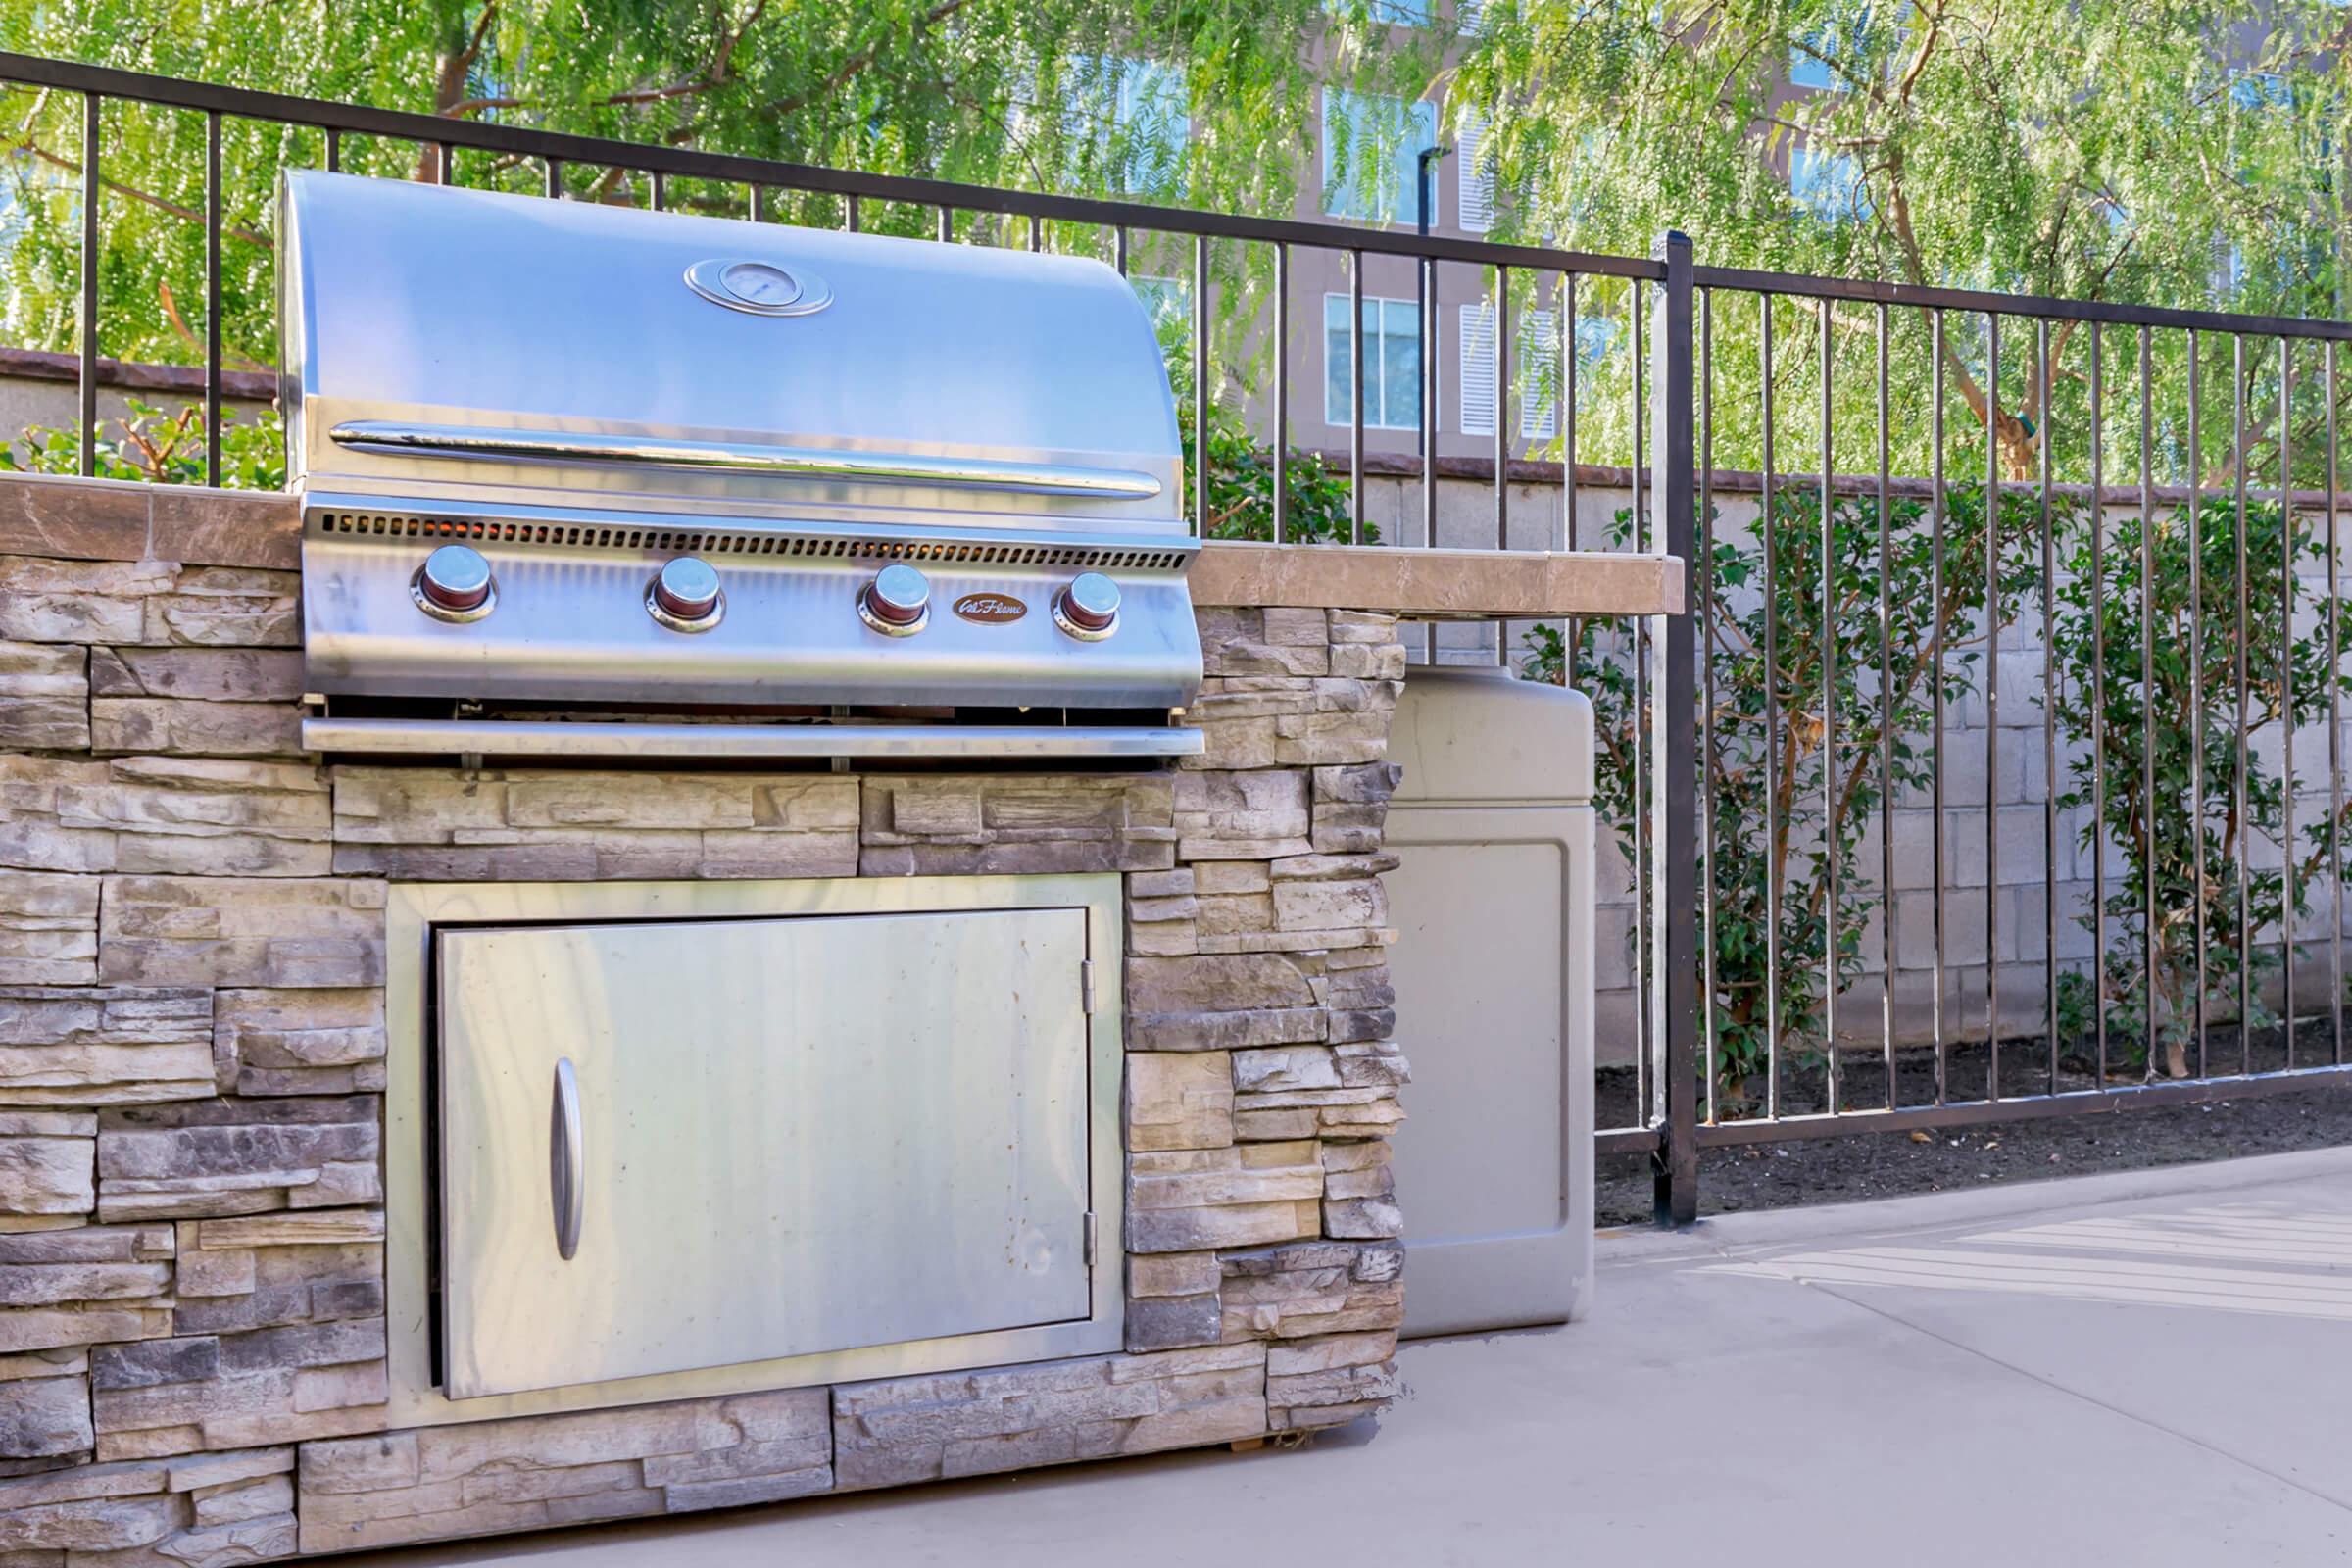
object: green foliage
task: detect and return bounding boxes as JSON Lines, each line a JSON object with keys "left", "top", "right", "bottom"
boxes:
{"left": 0, "top": 2, "right": 1438, "bottom": 387}
{"left": 1182, "top": 400, "right": 1372, "bottom": 546}
{"left": 1455, "top": 4, "right": 2352, "bottom": 484}
{"left": 2048, "top": 496, "right": 2352, "bottom": 1074}
{"left": 1540, "top": 472, "right": 2352, "bottom": 1095}
{"left": 1532, "top": 482, "right": 2028, "bottom": 1101}
{"left": 0, "top": 398, "right": 285, "bottom": 489}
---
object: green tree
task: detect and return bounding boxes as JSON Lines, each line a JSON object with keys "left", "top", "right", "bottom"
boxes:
{"left": 1527, "top": 481, "right": 2032, "bottom": 1103}
{"left": 1453, "top": 2, "right": 2352, "bottom": 484}
{"left": 0, "top": 2, "right": 1437, "bottom": 381}
{"left": 2050, "top": 496, "right": 2352, "bottom": 1077}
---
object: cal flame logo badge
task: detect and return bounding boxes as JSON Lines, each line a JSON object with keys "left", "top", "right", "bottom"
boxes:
{"left": 953, "top": 593, "right": 1028, "bottom": 624}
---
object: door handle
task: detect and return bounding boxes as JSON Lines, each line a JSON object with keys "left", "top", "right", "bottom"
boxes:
{"left": 549, "top": 1057, "right": 583, "bottom": 1261}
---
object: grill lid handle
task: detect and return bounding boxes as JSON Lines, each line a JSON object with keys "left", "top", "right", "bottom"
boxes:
{"left": 329, "top": 420, "right": 1165, "bottom": 501}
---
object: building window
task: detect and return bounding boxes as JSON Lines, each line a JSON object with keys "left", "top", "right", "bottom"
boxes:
{"left": 1066, "top": 56, "right": 1190, "bottom": 196}
{"left": 1323, "top": 0, "right": 1435, "bottom": 25}
{"left": 1322, "top": 89, "right": 1440, "bottom": 224}
{"left": 1326, "top": 293, "right": 1426, "bottom": 430}
{"left": 2230, "top": 73, "right": 2294, "bottom": 113}
{"left": 1459, "top": 304, "right": 1498, "bottom": 437}
{"left": 1790, "top": 145, "right": 1869, "bottom": 221}
{"left": 1457, "top": 107, "right": 1495, "bottom": 233}
{"left": 1459, "top": 307, "right": 1578, "bottom": 440}
{"left": 1130, "top": 275, "right": 1192, "bottom": 340}
{"left": 1791, "top": 6, "right": 1909, "bottom": 91}
{"left": 1790, "top": 21, "right": 1853, "bottom": 91}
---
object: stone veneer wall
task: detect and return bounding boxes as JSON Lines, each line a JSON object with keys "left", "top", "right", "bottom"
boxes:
{"left": 0, "top": 480, "right": 1411, "bottom": 1561}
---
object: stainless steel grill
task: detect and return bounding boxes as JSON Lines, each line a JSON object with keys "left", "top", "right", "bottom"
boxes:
{"left": 281, "top": 171, "right": 1203, "bottom": 761}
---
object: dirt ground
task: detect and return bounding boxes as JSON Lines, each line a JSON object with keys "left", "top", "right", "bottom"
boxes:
{"left": 1592, "top": 1025, "right": 2352, "bottom": 1228}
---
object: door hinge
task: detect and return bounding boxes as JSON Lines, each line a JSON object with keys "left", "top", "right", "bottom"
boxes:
{"left": 1082, "top": 1210, "right": 1099, "bottom": 1267}
{"left": 1080, "top": 958, "right": 1098, "bottom": 1016}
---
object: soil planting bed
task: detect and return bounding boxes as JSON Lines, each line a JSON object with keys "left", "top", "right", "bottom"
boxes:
{"left": 1593, "top": 1022, "right": 2352, "bottom": 1228}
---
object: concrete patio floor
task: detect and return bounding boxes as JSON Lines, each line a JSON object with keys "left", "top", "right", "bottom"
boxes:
{"left": 346, "top": 1147, "right": 2352, "bottom": 1567}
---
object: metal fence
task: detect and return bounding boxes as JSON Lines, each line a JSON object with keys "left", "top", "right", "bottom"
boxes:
{"left": 11, "top": 51, "right": 2352, "bottom": 1224}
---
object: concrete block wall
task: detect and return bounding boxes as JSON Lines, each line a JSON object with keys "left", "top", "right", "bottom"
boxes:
{"left": 1355, "top": 464, "right": 2352, "bottom": 1062}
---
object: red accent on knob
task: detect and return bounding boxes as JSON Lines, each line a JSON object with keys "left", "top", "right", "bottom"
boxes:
{"left": 863, "top": 564, "right": 930, "bottom": 627}
{"left": 652, "top": 557, "right": 721, "bottom": 621}
{"left": 416, "top": 546, "right": 493, "bottom": 612}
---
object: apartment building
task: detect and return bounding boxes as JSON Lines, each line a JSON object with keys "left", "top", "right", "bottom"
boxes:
{"left": 1089, "top": 6, "right": 1871, "bottom": 501}
{"left": 1077, "top": 7, "right": 1602, "bottom": 496}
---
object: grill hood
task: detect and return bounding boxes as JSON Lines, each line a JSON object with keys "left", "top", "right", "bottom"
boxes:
{"left": 282, "top": 171, "right": 1205, "bottom": 760}
{"left": 281, "top": 171, "right": 1186, "bottom": 532}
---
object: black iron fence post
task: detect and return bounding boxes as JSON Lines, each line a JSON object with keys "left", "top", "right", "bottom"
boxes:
{"left": 1650, "top": 229, "right": 1700, "bottom": 1224}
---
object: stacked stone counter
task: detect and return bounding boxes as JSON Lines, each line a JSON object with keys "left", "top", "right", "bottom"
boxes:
{"left": 0, "top": 474, "right": 1677, "bottom": 1560}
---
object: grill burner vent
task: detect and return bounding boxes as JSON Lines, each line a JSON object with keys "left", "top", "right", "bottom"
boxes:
{"left": 316, "top": 511, "right": 1194, "bottom": 572}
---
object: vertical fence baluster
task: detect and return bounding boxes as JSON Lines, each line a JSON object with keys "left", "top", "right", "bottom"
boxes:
{"left": 1494, "top": 265, "right": 1509, "bottom": 662}
{"left": 1193, "top": 234, "right": 1208, "bottom": 541}
{"left": 1495, "top": 267, "right": 1510, "bottom": 561}
{"left": 2190, "top": 334, "right": 2209, "bottom": 1079}
{"left": 1029, "top": 214, "right": 1043, "bottom": 253}
{"left": 1633, "top": 276, "right": 1652, "bottom": 1118}
{"left": 651, "top": 170, "right": 665, "bottom": 210}
{"left": 1652, "top": 231, "right": 1698, "bottom": 1225}
{"left": 2279, "top": 340, "right": 2296, "bottom": 1068}
{"left": 77, "top": 92, "right": 99, "bottom": 478}
{"left": 1701, "top": 285, "right": 1719, "bottom": 1125}
{"left": 1931, "top": 309, "right": 1948, "bottom": 1104}
{"left": 2235, "top": 335, "right": 2252, "bottom": 1074}
{"left": 2039, "top": 318, "right": 2059, "bottom": 1094}
{"left": 1986, "top": 313, "right": 2001, "bottom": 1100}
{"left": 325, "top": 126, "right": 340, "bottom": 172}
{"left": 2140, "top": 325, "right": 2157, "bottom": 1084}
{"left": 1273, "top": 242, "right": 1290, "bottom": 544}
{"left": 938, "top": 206, "right": 953, "bottom": 243}
{"left": 1880, "top": 303, "right": 1898, "bottom": 1108}
{"left": 204, "top": 109, "right": 221, "bottom": 489}
{"left": 1564, "top": 272, "right": 1580, "bottom": 688}
{"left": 1821, "top": 296, "right": 1838, "bottom": 1111}
{"left": 1760, "top": 293, "right": 1780, "bottom": 1119}
{"left": 1349, "top": 251, "right": 1365, "bottom": 546}
{"left": 1634, "top": 281, "right": 1648, "bottom": 549}
{"left": 2088, "top": 323, "right": 2107, "bottom": 1088}
{"left": 545, "top": 158, "right": 563, "bottom": 199}
{"left": 848, "top": 195, "right": 862, "bottom": 233}
{"left": 1422, "top": 257, "right": 1439, "bottom": 581}
{"left": 2330, "top": 342, "right": 2344, "bottom": 1067}
{"left": 1564, "top": 273, "right": 1580, "bottom": 546}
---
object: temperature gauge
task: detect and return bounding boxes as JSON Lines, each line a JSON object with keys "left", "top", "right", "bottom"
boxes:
{"left": 684, "top": 257, "right": 834, "bottom": 318}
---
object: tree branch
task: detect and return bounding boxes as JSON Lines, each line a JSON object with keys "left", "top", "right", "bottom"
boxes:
{"left": 758, "top": 0, "right": 970, "bottom": 122}
{"left": 17, "top": 140, "right": 272, "bottom": 248}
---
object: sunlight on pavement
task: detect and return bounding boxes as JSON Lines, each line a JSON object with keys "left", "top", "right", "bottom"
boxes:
{"left": 1708, "top": 1202, "right": 2352, "bottom": 1322}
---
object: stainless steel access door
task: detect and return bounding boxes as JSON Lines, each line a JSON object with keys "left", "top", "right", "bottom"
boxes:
{"left": 435, "top": 906, "right": 1094, "bottom": 1400}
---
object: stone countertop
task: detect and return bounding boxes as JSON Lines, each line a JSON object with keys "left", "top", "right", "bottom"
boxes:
{"left": 0, "top": 471, "right": 1683, "bottom": 617}
{"left": 1186, "top": 540, "right": 1682, "bottom": 617}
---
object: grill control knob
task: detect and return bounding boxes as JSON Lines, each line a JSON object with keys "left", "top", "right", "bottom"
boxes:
{"left": 858, "top": 564, "right": 931, "bottom": 635}
{"left": 412, "top": 545, "right": 495, "bottom": 622}
{"left": 647, "top": 556, "right": 724, "bottom": 632}
{"left": 1054, "top": 572, "right": 1121, "bottom": 641}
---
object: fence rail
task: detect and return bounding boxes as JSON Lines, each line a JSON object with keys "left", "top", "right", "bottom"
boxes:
{"left": 8, "top": 51, "right": 2352, "bottom": 1224}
